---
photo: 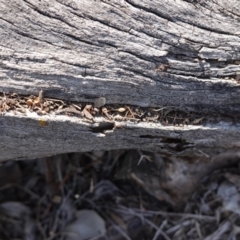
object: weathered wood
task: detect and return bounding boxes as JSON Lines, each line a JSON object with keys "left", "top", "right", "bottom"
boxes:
{"left": 1, "top": 110, "right": 240, "bottom": 161}
{"left": 0, "top": 0, "right": 240, "bottom": 161}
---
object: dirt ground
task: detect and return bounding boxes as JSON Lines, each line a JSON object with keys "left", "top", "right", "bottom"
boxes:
{"left": 0, "top": 150, "right": 239, "bottom": 240}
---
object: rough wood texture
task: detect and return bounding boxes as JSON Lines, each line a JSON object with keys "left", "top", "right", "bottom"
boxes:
{"left": 0, "top": 0, "right": 240, "bottom": 161}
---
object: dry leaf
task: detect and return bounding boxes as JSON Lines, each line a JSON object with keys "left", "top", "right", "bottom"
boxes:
{"left": 65, "top": 210, "right": 106, "bottom": 240}
{"left": 83, "top": 109, "right": 93, "bottom": 120}
{"left": 0, "top": 201, "right": 30, "bottom": 218}
{"left": 26, "top": 99, "right": 33, "bottom": 107}
{"left": 6, "top": 98, "right": 16, "bottom": 106}
{"left": 34, "top": 97, "right": 41, "bottom": 105}
{"left": 3, "top": 104, "right": 10, "bottom": 111}
{"left": 217, "top": 181, "right": 240, "bottom": 214}
{"left": 192, "top": 117, "right": 204, "bottom": 124}
{"left": 84, "top": 104, "right": 92, "bottom": 111}
{"left": 117, "top": 107, "right": 126, "bottom": 113}
{"left": 94, "top": 97, "right": 106, "bottom": 108}
{"left": 102, "top": 107, "right": 108, "bottom": 113}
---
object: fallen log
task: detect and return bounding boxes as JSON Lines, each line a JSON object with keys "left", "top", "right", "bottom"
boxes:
{"left": 0, "top": 0, "right": 240, "bottom": 161}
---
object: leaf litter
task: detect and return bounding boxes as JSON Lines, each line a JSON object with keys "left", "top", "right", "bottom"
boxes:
{"left": 0, "top": 150, "right": 240, "bottom": 239}
{"left": 0, "top": 91, "right": 238, "bottom": 125}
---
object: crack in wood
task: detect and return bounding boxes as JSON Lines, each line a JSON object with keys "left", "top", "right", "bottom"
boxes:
{"left": 90, "top": 122, "right": 115, "bottom": 133}
{"left": 0, "top": 91, "right": 239, "bottom": 125}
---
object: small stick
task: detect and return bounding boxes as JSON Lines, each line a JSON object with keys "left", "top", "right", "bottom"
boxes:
{"left": 126, "top": 106, "right": 135, "bottom": 118}
{"left": 38, "top": 89, "right": 44, "bottom": 104}
{"left": 38, "top": 89, "right": 44, "bottom": 110}
{"left": 55, "top": 108, "right": 83, "bottom": 117}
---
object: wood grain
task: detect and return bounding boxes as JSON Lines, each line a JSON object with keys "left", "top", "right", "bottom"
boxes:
{"left": 0, "top": 0, "right": 240, "bottom": 161}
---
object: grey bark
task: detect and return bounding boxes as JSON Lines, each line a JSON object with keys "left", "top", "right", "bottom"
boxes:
{"left": 0, "top": 0, "right": 240, "bottom": 161}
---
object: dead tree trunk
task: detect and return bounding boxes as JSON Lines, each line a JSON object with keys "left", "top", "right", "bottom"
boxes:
{"left": 0, "top": 0, "right": 240, "bottom": 161}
